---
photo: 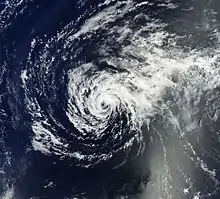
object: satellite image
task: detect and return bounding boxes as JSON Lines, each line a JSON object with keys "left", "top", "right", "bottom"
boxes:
{"left": 0, "top": 0, "right": 220, "bottom": 198}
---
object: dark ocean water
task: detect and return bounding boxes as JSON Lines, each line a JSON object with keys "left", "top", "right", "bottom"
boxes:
{"left": 0, "top": 0, "right": 220, "bottom": 199}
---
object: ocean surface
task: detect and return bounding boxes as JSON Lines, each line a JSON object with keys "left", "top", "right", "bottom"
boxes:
{"left": 0, "top": 0, "right": 220, "bottom": 198}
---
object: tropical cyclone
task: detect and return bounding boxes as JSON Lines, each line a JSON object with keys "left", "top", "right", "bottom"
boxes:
{"left": 0, "top": 0, "right": 220, "bottom": 198}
